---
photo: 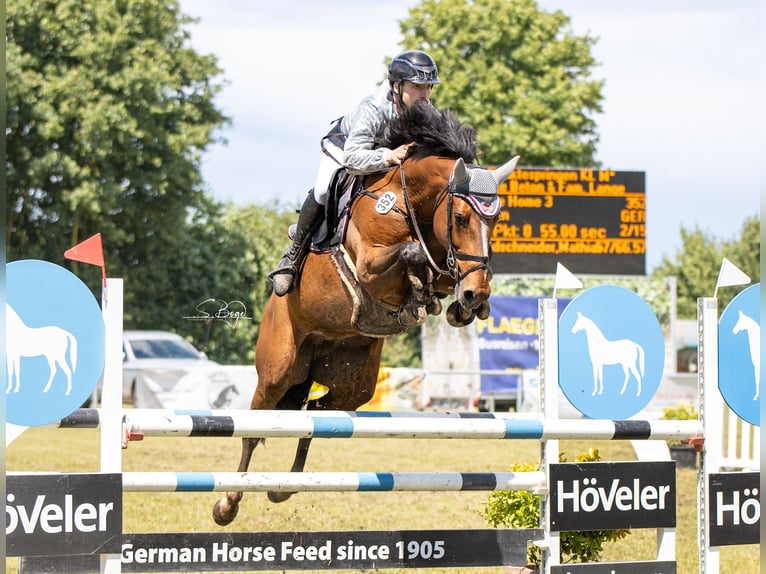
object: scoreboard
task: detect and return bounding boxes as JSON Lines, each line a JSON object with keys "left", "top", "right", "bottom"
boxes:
{"left": 491, "top": 167, "right": 646, "bottom": 275}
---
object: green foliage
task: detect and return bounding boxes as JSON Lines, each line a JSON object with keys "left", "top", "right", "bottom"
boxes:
{"left": 661, "top": 403, "right": 698, "bottom": 447}
{"left": 6, "top": 0, "right": 229, "bottom": 321}
{"left": 652, "top": 215, "right": 760, "bottom": 318}
{"left": 490, "top": 275, "right": 674, "bottom": 334}
{"left": 661, "top": 403, "right": 698, "bottom": 421}
{"left": 381, "top": 329, "right": 423, "bottom": 368}
{"left": 398, "top": 0, "right": 604, "bottom": 166}
{"left": 480, "top": 448, "right": 630, "bottom": 565}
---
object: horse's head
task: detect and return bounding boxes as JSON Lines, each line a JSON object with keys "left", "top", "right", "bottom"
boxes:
{"left": 434, "top": 155, "right": 519, "bottom": 327}
{"left": 367, "top": 103, "right": 521, "bottom": 327}
{"left": 572, "top": 311, "right": 586, "bottom": 333}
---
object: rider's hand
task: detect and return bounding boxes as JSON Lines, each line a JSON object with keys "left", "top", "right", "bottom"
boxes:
{"left": 386, "top": 143, "right": 413, "bottom": 166}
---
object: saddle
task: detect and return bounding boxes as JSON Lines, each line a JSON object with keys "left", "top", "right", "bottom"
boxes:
{"left": 308, "top": 169, "right": 363, "bottom": 252}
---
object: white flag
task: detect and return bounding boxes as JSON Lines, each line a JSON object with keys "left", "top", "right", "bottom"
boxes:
{"left": 553, "top": 262, "right": 583, "bottom": 297}
{"left": 714, "top": 257, "right": 751, "bottom": 297}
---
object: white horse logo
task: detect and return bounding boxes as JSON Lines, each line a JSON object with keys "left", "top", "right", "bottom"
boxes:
{"left": 6, "top": 304, "right": 78, "bottom": 395}
{"left": 571, "top": 312, "right": 645, "bottom": 397}
{"left": 732, "top": 310, "right": 760, "bottom": 400}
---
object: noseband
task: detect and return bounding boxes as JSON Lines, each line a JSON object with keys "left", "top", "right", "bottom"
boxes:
{"left": 399, "top": 165, "right": 494, "bottom": 283}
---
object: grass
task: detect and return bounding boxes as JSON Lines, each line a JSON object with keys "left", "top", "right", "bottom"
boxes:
{"left": 6, "top": 421, "right": 759, "bottom": 574}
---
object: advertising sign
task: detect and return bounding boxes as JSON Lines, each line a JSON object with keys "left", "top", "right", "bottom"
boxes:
{"left": 551, "top": 562, "right": 676, "bottom": 574}
{"left": 558, "top": 285, "right": 665, "bottom": 419}
{"left": 550, "top": 461, "right": 676, "bottom": 531}
{"left": 7, "top": 473, "right": 122, "bottom": 557}
{"left": 19, "top": 529, "right": 543, "bottom": 571}
{"left": 476, "top": 296, "right": 570, "bottom": 395}
{"left": 6, "top": 260, "right": 105, "bottom": 426}
{"left": 718, "top": 283, "right": 760, "bottom": 426}
{"left": 708, "top": 472, "right": 760, "bottom": 546}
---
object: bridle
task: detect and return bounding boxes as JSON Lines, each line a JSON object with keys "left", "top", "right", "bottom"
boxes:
{"left": 398, "top": 163, "right": 495, "bottom": 283}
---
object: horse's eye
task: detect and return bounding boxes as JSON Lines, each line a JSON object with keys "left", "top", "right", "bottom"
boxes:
{"left": 454, "top": 212, "right": 468, "bottom": 227}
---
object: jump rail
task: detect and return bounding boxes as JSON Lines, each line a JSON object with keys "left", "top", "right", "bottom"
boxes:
{"left": 115, "top": 470, "right": 548, "bottom": 493}
{"left": 59, "top": 408, "right": 703, "bottom": 442}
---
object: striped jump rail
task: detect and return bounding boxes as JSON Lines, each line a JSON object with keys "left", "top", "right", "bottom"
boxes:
{"left": 116, "top": 470, "right": 548, "bottom": 493}
{"left": 58, "top": 408, "right": 703, "bottom": 444}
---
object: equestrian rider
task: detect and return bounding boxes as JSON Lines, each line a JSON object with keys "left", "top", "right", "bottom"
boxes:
{"left": 268, "top": 50, "right": 442, "bottom": 296}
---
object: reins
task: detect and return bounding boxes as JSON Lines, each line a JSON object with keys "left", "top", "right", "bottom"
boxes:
{"left": 398, "top": 167, "right": 452, "bottom": 279}
{"left": 398, "top": 163, "right": 492, "bottom": 283}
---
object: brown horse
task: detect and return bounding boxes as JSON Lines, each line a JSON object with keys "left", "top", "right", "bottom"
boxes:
{"left": 213, "top": 104, "right": 519, "bottom": 526}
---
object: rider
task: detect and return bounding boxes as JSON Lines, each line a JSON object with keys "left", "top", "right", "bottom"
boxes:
{"left": 268, "top": 50, "right": 442, "bottom": 297}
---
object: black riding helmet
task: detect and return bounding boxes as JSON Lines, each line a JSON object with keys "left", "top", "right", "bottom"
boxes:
{"left": 388, "top": 50, "right": 441, "bottom": 105}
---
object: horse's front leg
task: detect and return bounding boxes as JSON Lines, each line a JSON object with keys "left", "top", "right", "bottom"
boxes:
{"left": 356, "top": 240, "right": 434, "bottom": 326}
{"left": 213, "top": 436, "right": 263, "bottom": 526}
{"left": 356, "top": 241, "right": 421, "bottom": 298}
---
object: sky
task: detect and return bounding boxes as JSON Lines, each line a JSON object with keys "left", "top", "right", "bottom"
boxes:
{"left": 178, "top": 0, "right": 761, "bottom": 273}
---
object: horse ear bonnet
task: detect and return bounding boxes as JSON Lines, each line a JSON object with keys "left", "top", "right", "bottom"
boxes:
{"left": 454, "top": 167, "right": 501, "bottom": 218}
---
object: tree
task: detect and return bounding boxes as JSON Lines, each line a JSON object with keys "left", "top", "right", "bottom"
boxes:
{"left": 6, "top": 0, "right": 229, "bottom": 311}
{"left": 398, "top": 0, "right": 604, "bottom": 166}
{"left": 652, "top": 215, "right": 760, "bottom": 318}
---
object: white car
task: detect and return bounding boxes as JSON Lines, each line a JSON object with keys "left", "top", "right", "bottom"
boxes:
{"left": 118, "top": 330, "right": 218, "bottom": 403}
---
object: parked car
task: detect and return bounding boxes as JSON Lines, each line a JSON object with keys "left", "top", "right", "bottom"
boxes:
{"left": 116, "top": 330, "right": 217, "bottom": 403}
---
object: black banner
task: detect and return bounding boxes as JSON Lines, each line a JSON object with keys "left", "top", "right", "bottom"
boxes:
{"left": 550, "top": 461, "right": 675, "bottom": 531}
{"left": 708, "top": 472, "right": 760, "bottom": 546}
{"left": 19, "top": 528, "right": 543, "bottom": 571}
{"left": 551, "top": 561, "right": 676, "bottom": 574}
{"left": 7, "top": 473, "right": 123, "bottom": 557}
{"left": 492, "top": 168, "right": 646, "bottom": 274}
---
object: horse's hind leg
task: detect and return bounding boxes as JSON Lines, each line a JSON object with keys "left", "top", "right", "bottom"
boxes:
{"left": 41, "top": 357, "right": 58, "bottom": 393}
{"left": 212, "top": 436, "right": 263, "bottom": 526}
{"left": 267, "top": 381, "right": 314, "bottom": 503}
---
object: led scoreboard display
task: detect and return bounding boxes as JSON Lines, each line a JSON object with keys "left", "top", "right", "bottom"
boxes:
{"left": 491, "top": 168, "right": 646, "bottom": 275}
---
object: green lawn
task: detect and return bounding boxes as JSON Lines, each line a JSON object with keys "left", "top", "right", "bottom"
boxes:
{"left": 5, "top": 422, "right": 759, "bottom": 573}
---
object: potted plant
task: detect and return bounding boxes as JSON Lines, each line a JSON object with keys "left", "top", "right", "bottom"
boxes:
{"left": 661, "top": 403, "right": 698, "bottom": 468}
{"left": 480, "top": 449, "right": 630, "bottom": 572}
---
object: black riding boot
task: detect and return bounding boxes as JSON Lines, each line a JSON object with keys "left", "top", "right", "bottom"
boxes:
{"left": 268, "top": 193, "right": 324, "bottom": 296}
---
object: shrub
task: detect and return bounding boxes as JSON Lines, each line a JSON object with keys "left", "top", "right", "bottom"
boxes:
{"left": 479, "top": 448, "right": 630, "bottom": 567}
{"left": 661, "top": 403, "right": 698, "bottom": 446}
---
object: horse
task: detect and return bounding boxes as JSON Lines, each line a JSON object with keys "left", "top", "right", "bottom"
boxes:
{"left": 571, "top": 311, "right": 644, "bottom": 397}
{"left": 6, "top": 303, "right": 78, "bottom": 396}
{"left": 732, "top": 310, "right": 760, "bottom": 400}
{"left": 212, "top": 104, "right": 519, "bottom": 526}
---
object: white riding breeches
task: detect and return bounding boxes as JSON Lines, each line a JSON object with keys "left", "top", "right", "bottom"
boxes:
{"left": 312, "top": 140, "right": 344, "bottom": 206}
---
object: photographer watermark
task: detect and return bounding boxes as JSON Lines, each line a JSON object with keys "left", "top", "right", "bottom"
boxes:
{"left": 184, "top": 298, "right": 252, "bottom": 329}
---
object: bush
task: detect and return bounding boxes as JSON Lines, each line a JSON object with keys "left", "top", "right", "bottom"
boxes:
{"left": 661, "top": 403, "right": 698, "bottom": 446}
{"left": 479, "top": 448, "right": 630, "bottom": 567}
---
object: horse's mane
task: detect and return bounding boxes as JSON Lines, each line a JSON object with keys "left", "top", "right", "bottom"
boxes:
{"left": 381, "top": 102, "right": 477, "bottom": 163}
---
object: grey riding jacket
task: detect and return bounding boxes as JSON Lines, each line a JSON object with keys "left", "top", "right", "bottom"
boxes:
{"left": 338, "top": 82, "right": 398, "bottom": 175}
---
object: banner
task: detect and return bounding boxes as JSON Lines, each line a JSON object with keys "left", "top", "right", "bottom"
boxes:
{"left": 476, "top": 296, "right": 571, "bottom": 395}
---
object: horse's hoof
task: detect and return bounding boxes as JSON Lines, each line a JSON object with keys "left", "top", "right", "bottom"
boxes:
{"left": 426, "top": 298, "right": 442, "bottom": 316}
{"left": 212, "top": 497, "right": 238, "bottom": 526}
{"left": 446, "top": 301, "right": 474, "bottom": 327}
{"left": 475, "top": 301, "right": 490, "bottom": 321}
{"left": 268, "top": 491, "right": 295, "bottom": 503}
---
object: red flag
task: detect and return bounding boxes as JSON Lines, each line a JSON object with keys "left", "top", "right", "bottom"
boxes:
{"left": 65, "top": 232, "right": 106, "bottom": 287}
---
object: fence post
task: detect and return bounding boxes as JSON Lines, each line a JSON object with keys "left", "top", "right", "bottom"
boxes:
{"left": 698, "top": 297, "right": 722, "bottom": 574}
{"left": 539, "top": 298, "right": 560, "bottom": 574}
{"left": 100, "top": 278, "right": 123, "bottom": 574}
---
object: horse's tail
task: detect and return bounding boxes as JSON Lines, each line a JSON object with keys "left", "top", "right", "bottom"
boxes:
{"left": 67, "top": 333, "right": 78, "bottom": 373}
{"left": 637, "top": 344, "right": 645, "bottom": 378}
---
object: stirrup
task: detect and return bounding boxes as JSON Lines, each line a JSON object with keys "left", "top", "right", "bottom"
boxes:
{"left": 268, "top": 266, "right": 297, "bottom": 296}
